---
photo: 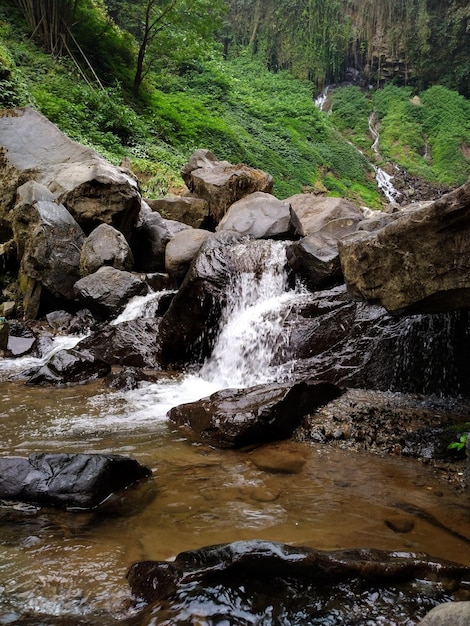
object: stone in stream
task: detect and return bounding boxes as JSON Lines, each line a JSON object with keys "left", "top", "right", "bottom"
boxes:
{"left": 418, "top": 601, "right": 470, "bottom": 626}
{"left": 167, "top": 380, "right": 343, "bottom": 448}
{"left": 126, "top": 539, "right": 470, "bottom": 625}
{"left": 25, "top": 348, "right": 111, "bottom": 385}
{"left": 0, "top": 453, "right": 152, "bottom": 509}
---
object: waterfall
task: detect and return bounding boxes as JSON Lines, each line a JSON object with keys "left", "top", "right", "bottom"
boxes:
{"left": 368, "top": 111, "right": 402, "bottom": 204}
{"left": 314, "top": 86, "right": 330, "bottom": 111}
{"left": 111, "top": 290, "right": 175, "bottom": 325}
{"left": 200, "top": 240, "right": 298, "bottom": 388}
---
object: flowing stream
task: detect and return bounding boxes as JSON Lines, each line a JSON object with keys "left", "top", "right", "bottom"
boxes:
{"left": 0, "top": 241, "right": 469, "bottom": 623}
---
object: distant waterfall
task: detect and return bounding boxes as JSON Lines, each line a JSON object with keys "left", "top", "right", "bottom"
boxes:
{"left": 368, "top": 111, "right": 402, "bottom": 204}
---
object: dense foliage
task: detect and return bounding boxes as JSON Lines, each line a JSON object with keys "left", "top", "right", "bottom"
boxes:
{"left": 0, "top": 0, "right": 469, "bottom": 207}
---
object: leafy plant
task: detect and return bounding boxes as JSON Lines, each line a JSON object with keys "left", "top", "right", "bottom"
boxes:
{"left": 447, "top": 432, "right": 468, "bottom": 453}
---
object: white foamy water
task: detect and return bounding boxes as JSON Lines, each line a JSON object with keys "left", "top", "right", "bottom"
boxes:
{"left": 111, "top": 290, "right": 174, "bottom": 325}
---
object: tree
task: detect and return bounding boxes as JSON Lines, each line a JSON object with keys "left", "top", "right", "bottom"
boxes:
{"left": 106, "top": 0, "right": 226, "bottom": 96}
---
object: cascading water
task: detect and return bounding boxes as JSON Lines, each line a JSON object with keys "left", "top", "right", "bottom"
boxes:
{"left": 200, "top": 240, "right": 299, "bottom": 388}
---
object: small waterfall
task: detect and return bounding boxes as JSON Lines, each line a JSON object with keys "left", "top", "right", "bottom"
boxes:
{"left": 314, "top": 86, "right": 330, "bottom": 111}
{"left": 111, "top": 290, "right": 174, "bottom": 325}
{"left": 200, "top": 240, "right": 298, "bottom": 388}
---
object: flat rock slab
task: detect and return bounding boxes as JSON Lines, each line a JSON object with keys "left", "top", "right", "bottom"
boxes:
{"left": 0, "top": 453, "right": 152, "bottom": 509}
{"left": 167, "top": 380, "right": 343, "bottom": 448}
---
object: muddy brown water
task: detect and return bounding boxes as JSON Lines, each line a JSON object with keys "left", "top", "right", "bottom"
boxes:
{"left": 0, "top": 379, "right": 469, "bottom": 622}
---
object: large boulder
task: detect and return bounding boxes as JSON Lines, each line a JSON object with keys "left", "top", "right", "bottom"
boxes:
{"left": 146, "top": 195, "right": 209, "bottom": 229}
{"left": 12, "top": 181, "right": 85, "bottom": 318}
{"left": 286, "top": 195, "right": 364, "bottom": 290}
{"left": 25, "top": 347, "right": 111, "bottom": 385}
{"left": 80, "top": 223, "right": 134, "bottom": 277}
{"left": 180, "top": 149, "right": 274, "bottom": 224}
{"left": 0, "top": 107, "right": 141, "bottom": 239}
{"left": 0, "top": 452, "right": 151, "bottom": 509}
{"left": 167, "top": 380, "right": 342, "bottom": 448}
{"left": 77, "top": 318, "right": 163, "bottom": 369}
{"left": 216, "top": 191, "right": 293, "bottom": 238}
{"left": 165, "top": 228, "right": 212, "bottom": 284}
{"left": 127, "top": 540, "right": 470, "bottom": 625}
{"left": 338, "top": 180, "right": 470, "bottom": 314}
{"left": 158, "top": 230, "right": 248, "bottom": 367}
{"left": 73, "top": 266, "right": 148, "bottom": 320}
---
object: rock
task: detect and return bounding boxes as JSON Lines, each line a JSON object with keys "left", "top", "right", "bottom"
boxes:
{"left": 248, "top": 442, "right": 308, "bottom": 474}
{"left": 165, "top": 228, "right": 212, "bottom": 284}
{"left": 127, "top": 540, "right": 470, "bottom": 625}
{"left": 288, "top": 194, "right": 363, "bottom": 237}
{"left": 0, "top": 300, "right": 15, "bottom": 317}
{"left": 0, "top": 452, "right": 151, "bottom": 509}
{"left": 73, "top": 266, "right": 148, "bottom": 320}
{"left": 180, "top": 149, "right": 274, "bottom": 224}
{"left": 131, "top": 209, "right": 191, "bottom": 273}
{"left": 7, "top": 335, "right": 35, "bottom": 356}
{"left": 384, "top": 516, "right": 415, "bottom": 533}
{"left": 12, "top": 181, "right": 85, "bottom": 318}
{"left": 0, "top": 316, "right": 8, "bottom": 351}
{"left": 25, "top": 348, "right": 111, "bottom": 385}
{"left": 286, "top": 195, "right": 364, "bottom": 291}
{"left": 284, "top": 285, "right": 470, "bottom": 397}
{"left": 216, "top": 191, "right": 293, "bottom": 238}
{"left": 146, "top": 196, "right": 209, "bottom": 229}
{"left": 167, "top": 380, "right": 343, "bottom": 448}
{"left": 338, "top": 180, "right": 470, "bottom": 314}
{"left": 418, "top": 602, "right": 470, "bottom": 626}
{"left": 158, "top": 230, "right": 248, "bottom": 367}
{"left": 0, "top": 107, "right": 141, "bottom": 238}
{"left": 77, "top": 318, "right": 162, "bottom": 369}
{"left": 103, "top": 367, "right": 160, "bottom": 391}
{"left": 79, "top": 223, "right": 134, "bottom": 276}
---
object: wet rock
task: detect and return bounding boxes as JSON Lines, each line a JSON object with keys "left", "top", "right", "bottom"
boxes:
{"left": 248, "top": 442, "right": 308, "bottom": 474}
{"left": 25, "top": 348, "right": 111, "bottom": 385}
{"left": 7, "top": 334, "right": 35, "bottom": 356}
{"left": 338, "top": 180, "right": 470, "bottom": 314}
{"left": 146, "top": 195, "right": 209, "bottom": 229}
{"left": 216, "top": 191, "right": 293, "bottom": 239}
{"left": 180, "top": 149, "right": 274, "bottom": 224}
{"left": 73, "top": 266, "right": 148, "bottom": 320}
{"left": 418, "top": 601, "right": 470, "bottom": 625}
{"left": 127, "top": 540, "right": 470, "bottom": 625}
{"left": 0, "top": 452, "right": 151, "bottom": 509}
{"left": 158, "top": 230, "right": 247, "bottom": 367}
{"left": 167, "top": 380, "right": 343, "bottom": 448}
{"left": 12, "top": 181, "right": 85, "bottom": 318}
{"left": 165, "top": 228, "right": 212, "bottom": 284}
{"left": 0, "top": 316, "right": 8, "bottom": 351}
{"left": 103, "top": 367, "right": 160, "bottom": 391}
{"left": 0, "top": 107, "right": 141, "bottom": 239}
{"left": 79, "top": 223, "right": 134, "bottom": 277}
{"left": 286, "top": 285, "right": 470, "bottom": 398}
{"left": 384, "top": 516, "right": 415, "bottom": 533}
{"left": 78, "top": 318, "right": 162, "bottom": 369}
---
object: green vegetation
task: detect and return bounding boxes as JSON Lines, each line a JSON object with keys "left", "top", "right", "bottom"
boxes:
{"left": 0, "top": 0, "right": 468, "bottom": 206}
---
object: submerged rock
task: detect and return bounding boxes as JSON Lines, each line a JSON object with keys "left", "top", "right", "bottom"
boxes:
{"left": 127, "top": 540, "right": 470, "bottom": 626}
{"left": 0, "top": 452, "right": 151, "bottom": 509}
{"left": 167, "top": 380, "right": 342, "bottom": 448}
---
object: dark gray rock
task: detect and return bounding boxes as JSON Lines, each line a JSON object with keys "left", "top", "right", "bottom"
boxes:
{"left": 12, "top": 181, "right": 85, "bottom": 318}
{"left": 0, "top": 452, "right": 151, "bottom": 509}
{"left": 73, "top": 266, "right": 147, "bottom": 320}
{"left": 78, "top": 318, "right": 162, "bottom": 369}
{"left": 80, "top": 223, "right": 134, "bottom": 276}
{"left": 26, "top": 348, "right": 111, "bottom": 385}
{"left": 167, "top": 380, "right": 343, "bottom": 448}
{"left": 146, "top": 195, "right": 209, "bottom": 229}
